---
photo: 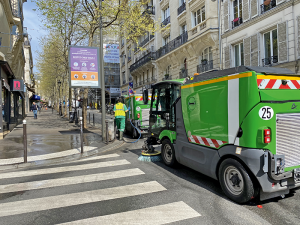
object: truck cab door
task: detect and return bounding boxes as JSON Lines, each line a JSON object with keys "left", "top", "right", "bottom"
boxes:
{"left": 149, "top": 83, "right": 179, "bottom": 138}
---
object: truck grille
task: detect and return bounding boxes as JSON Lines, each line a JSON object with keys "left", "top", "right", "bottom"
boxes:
{"left": 141, "top": 108, "right": 150, "bottom": 126}
{"left": 276, "top": 113, "right": 300, "bottom": 168}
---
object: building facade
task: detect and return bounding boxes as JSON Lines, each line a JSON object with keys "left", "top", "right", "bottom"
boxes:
{"left": 120, "top": 0, "right": 220, "bottom": 94}
{"left": 0, "top": 0, "right": 28, "bottom": 139}
{"left": 221, "top": 0, "right": 300, "bottom": 74}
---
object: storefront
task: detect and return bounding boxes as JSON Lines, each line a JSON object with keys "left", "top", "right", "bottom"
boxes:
{"left": 0, "top": 61, "right": 24, "bottom": 139}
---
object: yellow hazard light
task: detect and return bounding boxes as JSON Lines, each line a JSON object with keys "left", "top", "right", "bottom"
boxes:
{"left": 194, "top": 73, "right": 199, "bottom": 76}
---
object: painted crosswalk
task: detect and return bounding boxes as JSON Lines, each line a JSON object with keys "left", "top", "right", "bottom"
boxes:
{"left": 0, "top": 153, "right": 201, "bottom": 224}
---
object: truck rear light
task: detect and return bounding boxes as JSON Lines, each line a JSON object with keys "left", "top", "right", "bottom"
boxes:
{"left": 264, "top": 129, "right": 271, "bottom": 143}
{"left": 137, "top": 113, "right": 140, "bottom": 119}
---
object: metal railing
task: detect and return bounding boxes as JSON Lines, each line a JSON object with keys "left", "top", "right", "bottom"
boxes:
{"left": 11, "top": 0, "right": 22, "bottom": 18}
{"left": 140, "top": 36, "right": 150, "bottom": 47}
{"left": 260, "top": 0, "right": 276, "bottom": 14}
{"left": 161, "top": 16, "right": 170, "bottom": 26}
{"left": 197, "top": 60, "right": 214, "bottom": 73}
{"left": 232, "top": 17, "right": 243, "bottom": 28}
{"left": 130, "top": 52, "right": 156, "bottom": 72}
{"left": 262, "top": 56, "right": 278, "bottom": 66}
{"left": 156, "top": 31, "right": 188, "bottom": 59}
{"left": 179, "top": 69, "right": 188, "bottom": 78}
{"left": 178, "top": 2, "right": 186, "bottom": 15}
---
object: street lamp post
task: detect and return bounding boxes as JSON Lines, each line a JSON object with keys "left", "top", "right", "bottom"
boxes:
{"left": 58, "top": 80, "right": 62, "bottom": 116}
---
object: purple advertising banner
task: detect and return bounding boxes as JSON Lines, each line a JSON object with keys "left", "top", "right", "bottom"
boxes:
{"left": 69, "top": 46, "right": 100, "bottom": 88}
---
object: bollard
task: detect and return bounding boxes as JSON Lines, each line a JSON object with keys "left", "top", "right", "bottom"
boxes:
{"left": 106, "top": 121, "right": 109, "bottom": 144}
{"left": 89, "top": 113, "right": 90, "bottom": 124}
{"left": 80, "top": 117, "right": 84, "bottom": 153}
{"left": 93, "top": 114, "right": 95, "bottom": 126}
{"left": 23, "top": 120, "right": 27, "bottom": 163}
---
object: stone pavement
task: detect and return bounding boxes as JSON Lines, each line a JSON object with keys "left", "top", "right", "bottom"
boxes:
{"left": 0, "top": 109, "right": 122, "bottom": 169}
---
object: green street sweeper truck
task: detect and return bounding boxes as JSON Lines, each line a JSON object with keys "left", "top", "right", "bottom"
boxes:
{"left": 144, "top": 66, "right": 300, "bottom": 203}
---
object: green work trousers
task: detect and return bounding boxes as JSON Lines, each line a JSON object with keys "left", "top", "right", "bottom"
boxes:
{"left": 115, "top": 117, "right": 125, "bottom": 132}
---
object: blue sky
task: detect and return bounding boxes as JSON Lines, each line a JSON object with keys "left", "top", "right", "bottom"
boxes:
{"left": 23, "top": 0, "right": 47, "bottom": 74}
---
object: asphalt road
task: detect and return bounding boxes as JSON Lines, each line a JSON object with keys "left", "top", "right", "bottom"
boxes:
{"left": 1, "top": 134, "right": 299, "bottom": 224}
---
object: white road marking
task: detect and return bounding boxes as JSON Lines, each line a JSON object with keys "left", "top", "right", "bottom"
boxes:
{"left": 0, "top": 181, "right": 166, "bottom": 217}
{"left": 59, "top": 201, "right": 201, "bottom": 225}
{"left": 0, "top": 159, "right": 130, "bottom": 179}
{"left": 64, "top": 153, "right": 120, "bottom": 164}
{"left": 0, "top": 168, "right": 144, "bottom": 194}
{"left": 0, "top": 147, "right": 98, "bottom": 165}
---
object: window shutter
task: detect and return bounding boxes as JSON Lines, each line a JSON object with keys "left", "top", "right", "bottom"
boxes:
{"left": 251, "top": 34, "right": 259, "bottom": 66}
{"left": 243, "top": 37, "right": 251, "bottom": 66}
{"left": 224, "top": 1, "right": 229, "bottom": 31}
{"left": 276, "top": 0, "right": 285, "bottom": 5}
{"left": 224, "top": 46, "right": 231, "bottom": 69}
{"left": 297, "top": 16, "right": 300, "bottom": 58}
{"left": 250, "top": 0, "right": 258, "bottom": 18}
{"left": 242, "top": 0, "right": 250, "bottom": 22}
{"left": 277, "top": 21, "right": 288, "bottom": 63}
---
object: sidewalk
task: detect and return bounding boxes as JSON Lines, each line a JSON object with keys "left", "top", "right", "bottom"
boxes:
{"left": 0, "top": 109, "right": 122, "bottom": 169}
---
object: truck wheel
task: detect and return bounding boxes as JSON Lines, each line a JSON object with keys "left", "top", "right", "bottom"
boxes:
{"left": 132, "top": 127, "right": 138, "bottom": 139}
{"left": 218, "top": 158, "right": 255, "bottom": 204}
{"left": 161, "top": 139, "right": 177, "bottom": 167}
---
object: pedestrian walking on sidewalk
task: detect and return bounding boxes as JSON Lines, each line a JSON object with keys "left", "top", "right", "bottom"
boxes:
{"left": 114, "top": 98, "right": 128, "bottom": 140}
{"left": 30, "top": 102, "right": 38, "bottom": 119}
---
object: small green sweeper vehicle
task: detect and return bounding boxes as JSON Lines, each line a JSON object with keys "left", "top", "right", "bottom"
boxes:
{"left": 123, "top": 94, "right": 153, "bottom": 138}
{"left": 145, "top": 66, "right": 300, "bottom": 203}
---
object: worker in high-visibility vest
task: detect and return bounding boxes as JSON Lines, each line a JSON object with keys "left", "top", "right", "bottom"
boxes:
{"left": 114, "top": 98, "right": 129, "bottom": 140}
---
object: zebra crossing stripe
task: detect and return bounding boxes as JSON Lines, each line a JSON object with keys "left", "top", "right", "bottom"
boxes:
{"left": 0, "top": 181, "right": 166, "bottom": 217}
{"left": 0, "top": 168, "right": 144, "bottom": 194}
{"left": 0, "top": 159, "right": 130, "bottom": 180}
{"left": 59, "top": 201, "right": 201, "bottom": 225}
{"left": 64, "top": 153, "right": 120, "bottom": 164}
{"left": 0, "top": 147, "right": 98, "bottom": 165}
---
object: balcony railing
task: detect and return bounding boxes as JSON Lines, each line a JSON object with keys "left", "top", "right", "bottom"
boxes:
{"left": 142, "top": 6, "right": 155, "bottom": 16}
{"left": 262, "top": 56, "right": 278, "bottom": 66}
{"left": 130, "top": 52, "right": 156, "bottom": 72}
{"left": 150, "top": 34, "right": 155, "bottom": 40}
{"left": 197, "top": 60, "right": 214, "bottom": 73}
{"left": 179, "top": 69, "right": 188, "bottom": 78}
{"left": 156, "top": 31, "right": 188, "bottom": 59}
{"left": 161, "top": 16, "right": 170, "bottom": 26}
{"left": 260, "top": 0, "right": 276, "bottom": 14}
{"left": 232, "top": 17, "right": 243, "bottom": 28}
{"left": 11, "top": 0, "right": 22, "bottom": 18}
{"left": 140, "top": 36, "right": 150, "bottom": 47}
{"left": 178, "top": 2, "right": 186, "bottom": 15}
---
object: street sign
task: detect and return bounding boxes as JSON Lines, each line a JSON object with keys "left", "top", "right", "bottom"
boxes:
{"left": 69, "top": 46, "right": 101, "bottom": 88}
{"left": 10, "top": 79, "right": 24, "bottom": 92}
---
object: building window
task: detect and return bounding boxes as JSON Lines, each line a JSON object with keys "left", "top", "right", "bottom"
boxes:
{"left": 163, "top": 36, "right": 170, "bottom": 46}
{"left": 201, "top": 47, "right": 212, "bottom": 62}
{"left": 263, "top": 29, "right": 278, "bottom": 65}
{"left": 194, "top": 6, "right": 205, "bottom": 26}
{"left": 180, "top": 24, "right": 187, "bottom": 34}
{"left": 128, "top": 49, "right": 132, "bottom": 61}
{"left": 163, "top": 7, "right": 170, "bottom": 21}
{"left": 234, "top": 43, "right": 244, "bottom": 66}
{"left": 233, "top": 0, "right": 242, "bottom": 20}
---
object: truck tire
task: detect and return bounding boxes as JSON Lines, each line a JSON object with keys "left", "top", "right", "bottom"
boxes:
{"left": 218, "top": 158, "right": 255, "bottom": 204}
{"left": 132, "top": 127, "right": 138, "bottom": 139}
{"left": 161, "top": 139, "right": 178, "bottom": 167}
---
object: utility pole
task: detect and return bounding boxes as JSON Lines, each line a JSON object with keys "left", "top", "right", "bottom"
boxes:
{"left": 100, "top": 0, "right": 106, "bottom": 142}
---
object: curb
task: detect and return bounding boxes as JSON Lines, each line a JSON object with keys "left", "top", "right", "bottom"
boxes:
{"left": 0, "top": 141, "right": 125, "bottom": 172}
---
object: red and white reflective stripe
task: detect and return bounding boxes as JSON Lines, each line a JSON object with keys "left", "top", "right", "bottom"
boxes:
{"left": 257, "top": 79, "right": 300, "bottom": 89}
{"left": 188, "top": 135, "right": 227, "bottom": 148}
{"left": 135, "top": 97, "right": 142, "bottom": 101}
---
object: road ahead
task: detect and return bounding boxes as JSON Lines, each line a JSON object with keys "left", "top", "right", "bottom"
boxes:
{"left": 0, "top": 137, "right": 300, "bottom": 224}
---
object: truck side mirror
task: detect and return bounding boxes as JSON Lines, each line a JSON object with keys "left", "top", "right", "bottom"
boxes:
{"left": 143, "top": 89, "right": 148, "bottom": 105}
